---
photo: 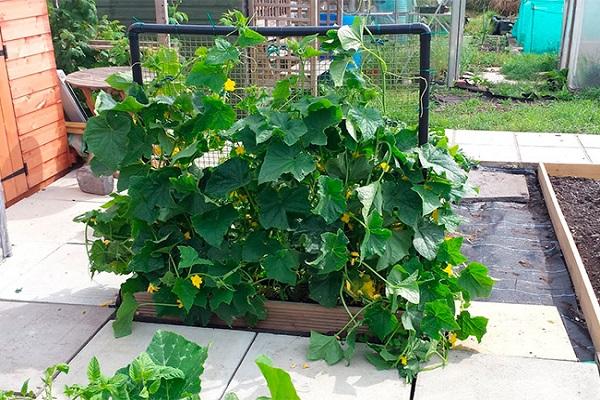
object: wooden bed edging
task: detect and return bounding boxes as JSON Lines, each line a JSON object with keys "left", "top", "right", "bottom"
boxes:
{"left": 538, "top": 162, "right": 600, "bottom": 362}
{"left": 134, "top": 292, "right": 365, "bottom": 336}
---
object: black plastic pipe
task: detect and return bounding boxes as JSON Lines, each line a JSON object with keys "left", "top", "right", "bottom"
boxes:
{"left": 128, "top": 22, "right": 432, "bottom": 145}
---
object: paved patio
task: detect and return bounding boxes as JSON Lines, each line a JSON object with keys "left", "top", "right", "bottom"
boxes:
{"left": 1, "top": 130, "right": 600, "bottom": 399}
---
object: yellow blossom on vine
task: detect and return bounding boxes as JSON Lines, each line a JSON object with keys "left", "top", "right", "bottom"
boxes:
{"left": 345, "top": 189, "right": 353, "bottom": 199}
{"left": 443, "top": 264, "right": 454, "bottom": 277}
{"left": 350, "top": 251, "right": 360, "bottom": 258}
{"left": 147, "top": 283, "right": 159, "bottom": 294}
{"left": 103, "top": 239, "right": 111, "bottom": 246}
{"left": 234, "top": 145, "right": 245, "bottom": 156}
{"left": 184, "top": 231, "right": 191, "bottom": 240}
{"left": 379, "top": 162, "right": 391, "bottom": 172}
{"left": 316, "top": 161, "right": 326, "bottom": 172}
{"left": 224, "top": 78, "right": 236, "bottom": 92}
{"left": 341, "top": 213, "right": 351, "bottom": 224}
{"left": 448, "top": 332, "right": 457, "bottom": 346}
{"left": 345, "top": 280, "right": 352, "bottom": 292}
{"left": 152, "top": 144, "right": 162, "bottom": 156}
{"left": 176, "top": 299, "right": 184, "bottom": 309}
{"left": 360, "top": 278, "right": 378, "bottom": 300}
{"left": 400, "top": 356, "right": 408, "bottom": 366}
{"left": 432, "top": 209, "right": 439, "bottom": 223}
{"left": 190, "top": 274, "right": 203, "bottom": 289}
{"left": 172, "top": 146, "right": 181, "bottom": 156}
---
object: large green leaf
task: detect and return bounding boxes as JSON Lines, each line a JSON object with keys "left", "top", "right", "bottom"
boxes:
{"left": 177, "top": 246, "right": 213, "bottom": 269}
{"left": 360, "top": 212, "right": 392, "bottom": 258}
{"left": 458, "top": 262, "right": 494, "bottom": 300}
{"left": 308, "top": 271, "right": 343, "bottom": 307}
{"left": 302, "top": 106, "right": 342, "bottom": 146}
{"left": 204, "top": 158, "right": 251, "bottom": 198}
{"left": 85, "top": 111, "right": 131, "bottom": 172}
{"left": 308, "top": 229, "right": 349, "bottom": 274}
{"left": 242, "top": 231, "right": 281, "bottom": 262}
{"left": 128, "top": 173, "right": 176, "bottom": 223}
{"left": 337, "top": 18, "right": 363, "bottom": 51}
{"left": 376, "top": 230, "right": 412, "bottom": 270}
{"left": 192, "top": 205, "right": 238, "bottom": 247}
{"left": 255, "top": 355, "right": 300, "bottom": 400}
{"left": 267, "top": 111, "right": 308, "bottom": 146}
{"left": 382, "top": 181, "right": 423, "bottom": 227}
{"left": 258, "top": 140, "right": 315, "bottom": 184}
{"left": 205, "top": 37, "right": 240, "bottom": 65}
{"left": 172, "top": 277, "right": 198, "bottom": 312}
{"left": 313, "top": 176, "right": 346, "bottom": 224}
{"left": 329, "top": 57, "right": 350, "bottom": 87}
{"left": 364, "top": 303, "right": 399, "bottom": 341}
{"left": 144, "top": 330, "right": 209, "bottom": 398}
{"left": 257, "top": 186, "right": 310, "bottom": 230}
{"left": 238, "top": 27, "right": 266, "bottom": 47}
{"left": 348, "top": 106, "right": 382, "bottom": 140}
{"left": 325, "top": 153, "right": 371, "bottom": 183}
{"left": 417, "top": 144, "right": 467, "bottom": 182}
{"left": 421, "top": 300, "right": 460, "bottom": 340}
{"left": 356, "top": 182, "right": 382, "bottom": 221}
{"left": 307, "top": 331, "right": 344, "bottom": 365}
{"left": 261, "top": 248, "right": 299, "bottom": 285}
{"left": 412, "top": 185, "right": 443, "bottom": 216}
{"left": 186, "top": 61, "right": 227, "bottom": 92}
{"left": 456, "top": 311, "right": 488, "bottom": 342}
{"left": 413, "top": 220, "right": 444, "bottom": 260}
{"left": 195, "top": 96, "right": 236, "bottom": 132}
{"left": 386, "top": 268, "right": 420, "bottom": 304}
{"left": 437, "top": 237, "right": 468, "bottom": 265}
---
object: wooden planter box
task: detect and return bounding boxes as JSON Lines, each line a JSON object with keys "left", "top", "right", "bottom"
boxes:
{"left": 538, "top": 162, "right": 600, "bottom": 362}
{"left": 135, "top": 292, "right": 365, "bottom": 336}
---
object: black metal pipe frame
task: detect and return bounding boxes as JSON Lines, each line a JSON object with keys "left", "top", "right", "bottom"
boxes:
{"left": 128, "top": 22, "right": 432, "bottom": 145}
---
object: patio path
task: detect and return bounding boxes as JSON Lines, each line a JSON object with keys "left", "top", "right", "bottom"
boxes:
{"left": 1, "top": 130, "right": 600, "bottom": 398}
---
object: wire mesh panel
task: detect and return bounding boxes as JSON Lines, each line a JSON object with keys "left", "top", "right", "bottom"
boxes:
{"left": 129, "top": 23, "right": 432, "bottom": 147}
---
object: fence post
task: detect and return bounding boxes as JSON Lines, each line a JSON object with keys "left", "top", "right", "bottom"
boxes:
{"left": 155, "top": 0, "right": 170, "bottom": 46}
{"left": 447, "top": 0, "right": 466, "bottom": 87}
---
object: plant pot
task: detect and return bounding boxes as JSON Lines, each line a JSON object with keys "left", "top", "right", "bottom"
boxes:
{"left": 134, "top": 292, "right": 365, "bottom": 335}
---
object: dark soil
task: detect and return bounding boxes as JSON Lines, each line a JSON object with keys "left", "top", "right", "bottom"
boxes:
{"left": 551, "top": 176, "right": 600, "bottom": 300}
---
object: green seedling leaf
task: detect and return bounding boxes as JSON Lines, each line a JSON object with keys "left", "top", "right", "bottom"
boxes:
{"left": 307, "top": 331, "right": 344, "bottom": 365}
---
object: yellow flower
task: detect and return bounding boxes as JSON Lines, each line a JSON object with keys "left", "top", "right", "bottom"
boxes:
{"left": 341, "top": 213, "right": 351, "bottom": 224}
{"left": 147, "top": 283, "right": 159, "bottom": 294}
{"left": 234, "top": 145, "right": 245, "bottom": 156}
{"left": 172, "top": 146, "right": 181, "bottom": 156}
{"left": 431, "top": 209, "right": 439, "bottom": 223}
{"left": 350, "top": 251, "right": 360, "bottom": 258}
{"left": 360, "top": 278, "right": 378, "bottom": 300}
{"left": 102, "top": 239, "right": 111, "bottom": 246}
{"left": 176, "top": 299, "right": 184, "bottom": 309}
{"left": 400, "top": 356, "right": 408, "bottom": 366}
{"left": 442, "top": 264, "right": 454, "bottom": 277}
{"left": 379, "top": 162, "right": 391, "bottom": 172}
{"left": 224, "top": 78, "right": 236, "bottom": 92}
{"left": 345, "top": 189, "right": 353, "bottom": 199}
{"left": 152, "top": 144, "right": 162, "bottom": 156}
{"left": 190, "top": 274, "right": 203, "bottom": 289}
{"left": 448, "top": 332, "right": 457, "bottom": 346}
{"left": 316, "top": 161, "right": 326, "bottom": 172}
{"left": 184, "top": 231, "right": 191, "bottom": 241}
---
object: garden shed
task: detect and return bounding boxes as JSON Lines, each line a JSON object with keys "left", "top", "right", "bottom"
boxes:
{"left": 0, "top": 0, "right": 70, "bottom": 205}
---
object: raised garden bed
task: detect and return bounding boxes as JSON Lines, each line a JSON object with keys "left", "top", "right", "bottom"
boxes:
{"left": 538, "top": 163, "right": 600, "bottom": 361}
{"left": 135, "top": 292, "right": 364, "bottom": 336}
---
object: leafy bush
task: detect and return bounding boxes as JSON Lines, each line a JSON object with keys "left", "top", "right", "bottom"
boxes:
{"left": 501, "top": 53, "right": 558, "bottom": 81}
{"left": 77, "top": 13, "right": 493, "bottom": 382}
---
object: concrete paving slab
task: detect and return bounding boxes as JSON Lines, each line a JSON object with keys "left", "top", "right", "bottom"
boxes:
{"left": 413, "top": 351, "right": 600, "bottom": 400}
{"left": 0, "top": 301, "right": 112, "bottom": 391}
{"left": 585, "top": 148, "right": 600, "bottom": 164}
{"left": 515, "top": 132, "right": 582, "bottom": 148}
{"left": 466, "top": 169, "right": 529, "bottom": 202}
{"left": 453, "top": 130, "right": 516, "bottom": 146}
{"left": 36, "top": 171, "right": 112, "bottom": 204}
{"left": 459, "top": 144, "right": 521, "bottom": 162}
{"left": 224, "top": 333, "right": 411, "bottom": 400}
{"left": 577, "top": 133, "right": 600, "bottom": 149}
{"left": 52, "top": 322, "right": 257, "bottom": 400}
{"left": 456, "top": 302, "right": 577, "bottom": 361}
{"left": 0, "top": 242, "right": 60, "bottom": 292}
{"left": 0, "top": 243, "right": 125, "bottom": 306}
{"left": 6, "top": 197, "right": 98, "bottom": 245}
{"left": 519, "top": 146, "right": 590, "bottom": 163}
